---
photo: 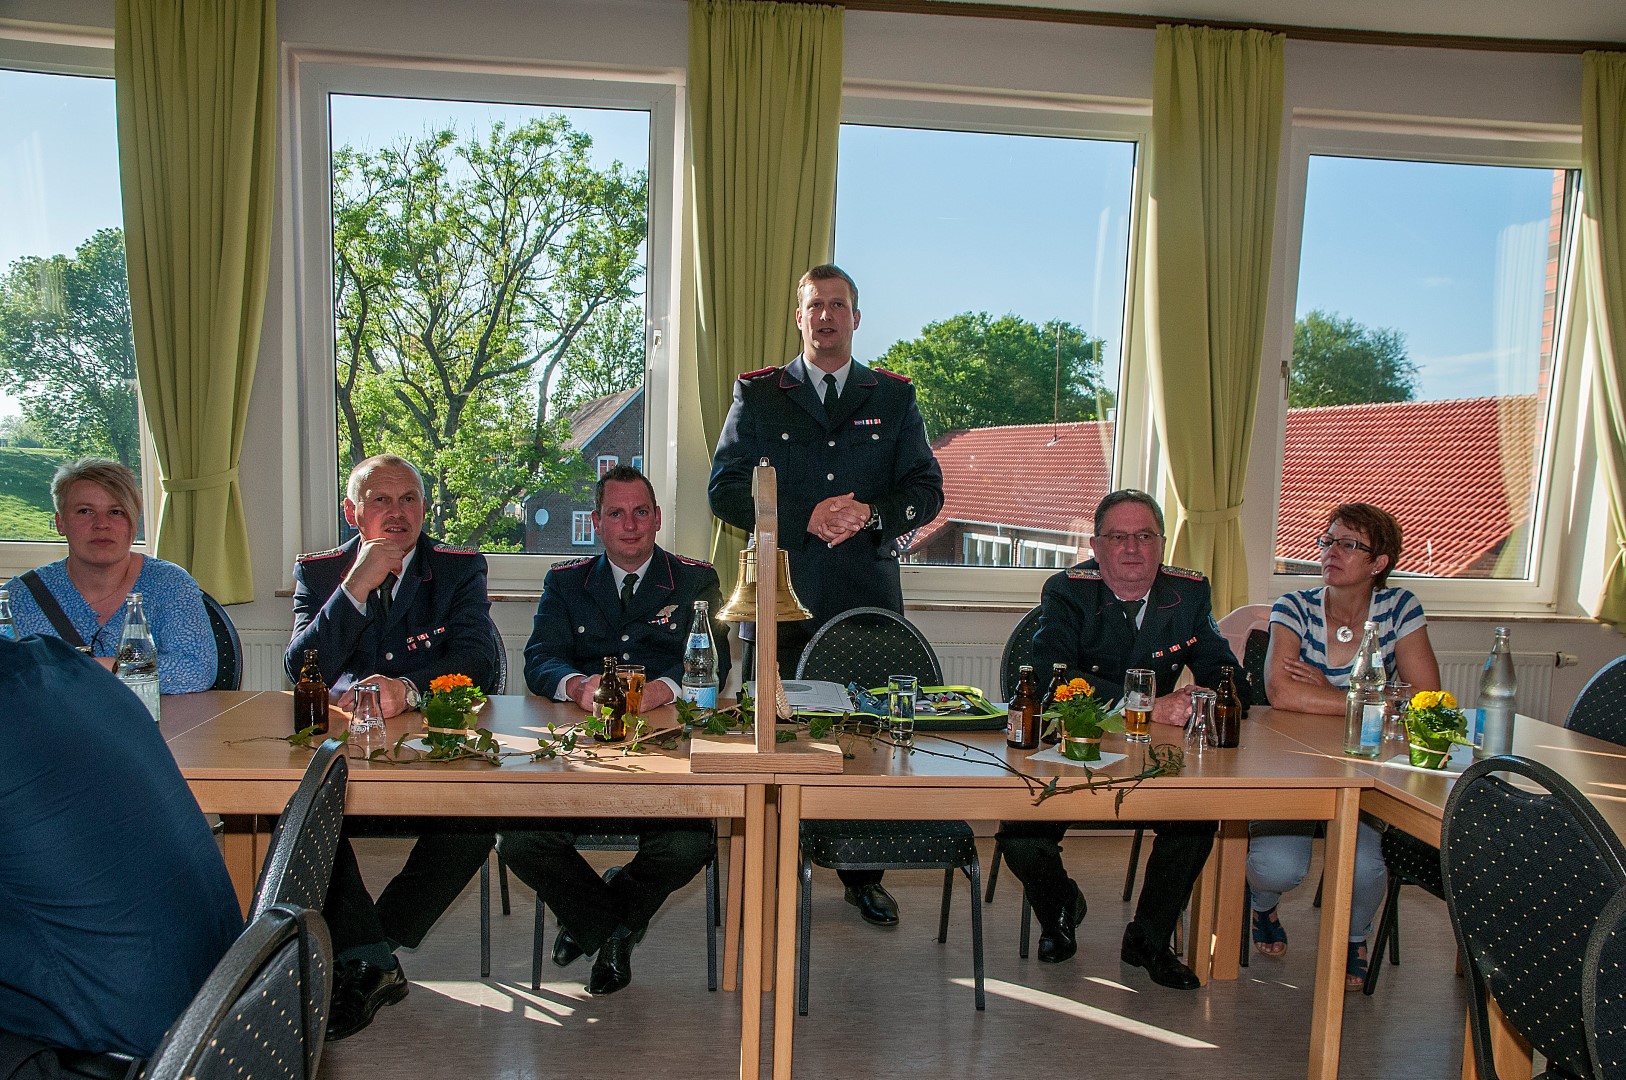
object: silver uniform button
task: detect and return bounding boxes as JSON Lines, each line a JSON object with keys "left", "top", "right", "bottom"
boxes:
{"left": 872, "top": 432, "right": 880, "bottom": 440}
{"left": 827, "top": 439, "right": 836, "bottom": 447}
{"left": 384, "top": 652, "right": 394, "bottom": 661}
{"left": 826, "top": 472, "right": 835, "bottom": 481}
{"left": 781, "top": 432, "right": 790, "bottom": 440}
{"left": 577, "top": 626, "right": 586, "bottom": 634}
{"left": 621, "top": 634, "right": 630, "bottom": 642}
{"left": 622, "top": 652, "right": 631, "bottom": 660}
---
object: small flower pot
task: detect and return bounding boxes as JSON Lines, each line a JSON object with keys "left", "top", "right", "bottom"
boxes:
{"left": 1406, "top": 734, "right": 1453, "bottom": 770}
{"left": 1061, "top": 734, "right": 1102, "bottom": 762}
{"left": 425, "top": 715, "right": 477, "bottom": 750}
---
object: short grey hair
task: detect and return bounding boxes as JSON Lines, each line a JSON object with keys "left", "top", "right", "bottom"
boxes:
{"left": 346, "top": 454, "right": 425, "bottom": 504}
{"left": 52, "top": 458, "right": 141, "bottom": 520}
{"left": 1093, "top": 489, "right": 1165, "bottom": 536}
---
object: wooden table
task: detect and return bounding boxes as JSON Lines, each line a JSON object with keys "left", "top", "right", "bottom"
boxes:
{"left": 767, "top": 720, "right": 1375, "bottom": 1080}
{"left": 161, "top": 691, "right": 773, "bottom": 1080}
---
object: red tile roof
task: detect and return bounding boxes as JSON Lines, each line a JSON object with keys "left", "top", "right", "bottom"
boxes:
{"left": 916, "top": 395, "right": 1541, "bottom": 577}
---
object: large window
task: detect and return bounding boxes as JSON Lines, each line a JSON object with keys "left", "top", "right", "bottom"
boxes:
{"left": 322, "top": 86, "right": 651, "bottom": 555}
{"left": 1280, "top": 151, "right": 1575, "bottom": 588}
{"left": 832, "top": 118, "right": 1137, "bottom": 570}
{"left": 0, "top": 61, "right": 142, "bottom": 545}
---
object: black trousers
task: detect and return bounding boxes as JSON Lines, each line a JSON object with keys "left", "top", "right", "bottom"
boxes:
{"left": 322, "top": 818, "right": 495, "bottom": 954}
{"left": 994, "top": 820, "right": 1216, "bottom": 946}
{"left": 497, "top": 820, "right": 713, "bottom": 954}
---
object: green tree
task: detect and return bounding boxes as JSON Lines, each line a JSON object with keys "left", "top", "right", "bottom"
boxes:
{"left": 1290, "top": 309, "right": 1417, "bottom": 407}
{"left": 332, "top": 117, "right": 648, "bottom": 548}
{"left": 551, "top": 301, "right": 645, "bottom": 416}
{"left": 873, "top": 312, "right": 1112, "bottom": 440}
{"left": 0, "top": 228, "right": 138, "bottom": 467}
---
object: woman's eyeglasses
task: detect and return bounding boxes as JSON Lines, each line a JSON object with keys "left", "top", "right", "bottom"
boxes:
{"left": 1315, "top": 534, "right": 1374, "bottom": 555}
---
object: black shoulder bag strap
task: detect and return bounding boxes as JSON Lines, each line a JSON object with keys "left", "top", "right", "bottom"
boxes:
{"left": 18, "top": 569, "right": 87, "bottom": 650}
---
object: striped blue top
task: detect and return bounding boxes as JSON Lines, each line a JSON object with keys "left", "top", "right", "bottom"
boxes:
{"left": 1269, "top": 586, "right": 1427, "bottom": 688}
{"left": 5, "top": 556, "right": 217, "bottom": 694}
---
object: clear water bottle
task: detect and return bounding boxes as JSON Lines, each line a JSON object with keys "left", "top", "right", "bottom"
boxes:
{"left": 1476, "top": 626, "right": 1517, "bottom": 759}
{"left": 1343, "top": 619, "right": 1385, "bottom": 758}
{"left": 116, "top": 591, "right": 161, "bottom": 722}
{"left": 680, "top": 599, "right": 719, "bottom": 708}
{"left": 0, "top": 588, "right": 17, "bottom": 641}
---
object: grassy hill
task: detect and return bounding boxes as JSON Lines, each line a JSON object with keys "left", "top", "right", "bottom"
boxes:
{"left": 0, "top": 447, "right": 64, "bottom": 541}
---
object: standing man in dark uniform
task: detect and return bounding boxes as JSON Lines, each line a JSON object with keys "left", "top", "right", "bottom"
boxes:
{"left": 286, "top": 453, "right": 498, "bottom": 1039}
{"left": 708, "top": 264, "right": 944, "bottom": 929}
{"left": 997, "top": 489, "right": 1242, "bottom": 990}
{"left": 500, "top": 466, "right": 728, "bottom": 996}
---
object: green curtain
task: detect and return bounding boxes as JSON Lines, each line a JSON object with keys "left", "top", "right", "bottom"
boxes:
{"left": 115, "top": 0, "right": 276, "bottom": 604}
{"left": 1583, "top": 51, "right": 1626, "bottom": 625}
{"left": 688, "top": 0, "right": 844, "bottom": 581}
{"left": 1145, "top": 24, "right": 1284, "bottom": 614}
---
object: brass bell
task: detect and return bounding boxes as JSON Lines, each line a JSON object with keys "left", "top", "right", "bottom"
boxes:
{"left": 716, "top": 537, "right": 813, "bottom": 624}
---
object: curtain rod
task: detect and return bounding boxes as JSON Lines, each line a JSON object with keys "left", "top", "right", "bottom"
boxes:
{"left": 805, "top": 0, "right": 1623, "bottom": 56}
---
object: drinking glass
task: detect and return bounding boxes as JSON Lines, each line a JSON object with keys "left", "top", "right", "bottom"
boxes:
{"left": 1187, "top": 689, "right": 1216, "bottom": 757}
{"left": 617, "top": 664, "right": 647, "bottom": 720}
{"left": 349, "top": 682, "right": 387, "bottom": 756}
{"left": 1383, "top": 680, "right": 1412, "bottom": 751}
{"left": 1123, "top": 668, "right": 1155, "bottom": 743}
{"left": 887, "top": 674, "right": 918, "bottom": 746}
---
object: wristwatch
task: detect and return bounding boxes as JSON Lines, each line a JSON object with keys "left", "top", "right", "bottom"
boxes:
{"left": 400, "top": 677, "right": 422, "bottom": 710}
{"left": 865, "top": 506, "right": 882, "bottom": 531}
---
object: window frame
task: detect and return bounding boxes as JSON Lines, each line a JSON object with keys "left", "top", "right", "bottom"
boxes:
{"left": 287, "top": 49, "right": 678, "bottom": 592}
{"left": 1265, "top": 114, "right": 1585, "bottom": 614}
{"left": 570, "top": 510, "right": 595, "bottom": 546}
{"left": 0, "top": 28, "right": 163, "bottom": 578}
{"left": 837, "top": 84, "right": 1152, "bottom": 605}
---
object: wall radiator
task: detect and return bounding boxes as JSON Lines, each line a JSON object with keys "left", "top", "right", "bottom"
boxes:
{"left": 1436, "top": 651, "right": 1556, "bottom": 720}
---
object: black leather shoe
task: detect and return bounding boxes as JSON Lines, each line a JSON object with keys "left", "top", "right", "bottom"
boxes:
{"left": 587, "top": 929, "right": 634, "bottom": 996}
{"left": 1120, "top": 922, "right": 1200, "bottom": 990}
{"left": 1038, "top": 884, "right": 1088, "bottom": 964}
{"left": 326, "top": 958, "right": 409, "bottom": 1040}
{"left": 552, "top": 925, "right": 585, "bottom": 968}
{"left": 844, "top": 883, "right": 900, "bottom": 927}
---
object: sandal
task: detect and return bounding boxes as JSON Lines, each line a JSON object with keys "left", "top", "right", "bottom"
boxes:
{"left": 1345, "top": 940, "right": 1369, "bottom": 989}
{"left": 1251, "top": 906, "right": 1287, "bottom": 957}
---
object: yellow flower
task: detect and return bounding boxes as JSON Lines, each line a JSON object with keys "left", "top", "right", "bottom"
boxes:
{"left": 1410, "top": 690, "right": 1438, "bottom": 709}
{"left": 1439, "top": 691, "right": 1458, "bottom": 710}
{"left": 430, "top": 673, "right": 474, "bottom": 694}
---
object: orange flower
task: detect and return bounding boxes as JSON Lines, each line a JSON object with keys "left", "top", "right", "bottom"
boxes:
{"left": 1053, "top": 684, "right": 1076, "bottom": 702}
{"left": 430, "top": 673, "right": 474, "bottom": 694}
{"left": 1068, "top": 677, "right": 1093, "bottom": 696}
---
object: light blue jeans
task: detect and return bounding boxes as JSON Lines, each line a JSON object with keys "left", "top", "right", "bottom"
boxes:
{"left": 1246, "top": 818, "right": 1387, "bottom": 943}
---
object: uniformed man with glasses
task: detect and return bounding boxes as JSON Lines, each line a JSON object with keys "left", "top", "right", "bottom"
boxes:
{"left": 995, "top": 489, "right": 1244, "bottom": 989}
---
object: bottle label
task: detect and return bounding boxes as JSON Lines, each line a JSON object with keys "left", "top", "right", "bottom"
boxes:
{"left": 1007, "top": 706, "right": 1024, "bottom": 743}
{"left": 1360, "top": 703, "right": 1383, "bottom": 746}
{"left": 683, "top": 685, "right": 717, "bottom": 709}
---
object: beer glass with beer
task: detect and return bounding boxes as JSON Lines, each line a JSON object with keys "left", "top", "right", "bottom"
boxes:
{"left": 1123, "top": 668, "right": 1155, "bottom": 743}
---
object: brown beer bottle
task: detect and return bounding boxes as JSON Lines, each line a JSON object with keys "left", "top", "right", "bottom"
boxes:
{"left": 1040, "top": 662, "right": 1068, "bottom": 745}
{"left": 1007, "top": 665, "right": 1040, "bottom": 749}
{"left": 293, "top": 648, "right": 329, "bottom": 735}
{"left": 593, "top": 656, "right": 628, "bottom": 741}
{"left": 1213, "top": 665, "right": 1242, "bottom": 748}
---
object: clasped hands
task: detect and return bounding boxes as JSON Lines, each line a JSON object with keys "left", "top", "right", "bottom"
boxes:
{"left": 808, "top": 492, "right": 872, "bottom": 547}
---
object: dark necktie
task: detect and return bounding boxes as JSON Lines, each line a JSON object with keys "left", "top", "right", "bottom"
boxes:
{"left": 620, "top": 571, "right": 639, "bottom": 610}
{"left": 1121, "top": 597, "right": 1144, "bottom": 630}
{"left": 822, "top": 373, "right": 838, "bottom": 416}
{"left": 377, "top": 572, "right": 398, "bottom": 623}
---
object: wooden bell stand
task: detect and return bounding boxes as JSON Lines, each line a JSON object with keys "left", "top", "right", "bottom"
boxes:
{"left": 689, "top": 463, "right": 842, "bottom": 774}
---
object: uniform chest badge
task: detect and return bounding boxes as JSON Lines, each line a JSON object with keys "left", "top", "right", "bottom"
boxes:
{"left": 854, "top": 418, "right": 882, "bottom": 427}
{"left": 650, "top": 604, "right": 678, "bottom": 629}
{"left": 1149, "top": 635, "right": 1199, "bottom": 660}
{"left": 405, "top": 627, "right": 447, "bottom": 652}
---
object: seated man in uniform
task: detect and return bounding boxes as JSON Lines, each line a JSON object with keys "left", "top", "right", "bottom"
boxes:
{"left": 0, "top": 635, "right": 242, "bottom": 1077}
{"left": 286, "top": 454, "right": 498, "bottom": 1038}
{"left": 500, "top": 465, "right": 729, "bottom": 996}
{"left": 997, "top": 489, "right": 1243, "bottom": 990}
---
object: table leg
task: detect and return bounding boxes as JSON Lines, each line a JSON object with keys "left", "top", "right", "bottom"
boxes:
{"left": 1307, "top": 787, "right": 1358, "bottom": 1080}
{"left": 739, "top": 785, "right": 766, "bottom": 1080}
{"left": 219, "top": 814, "right": 265, "bottom": 917}
{"left": 1187, "top": 835, "right": 1218, "bottom": 986}
{"left": 1210, "top": 819, "right": 1248, "bottom": 982}
{"left": 761, "top": 789, "right": 779, "bottom": 992}
{"left": 724, "top": 827, "right": 745, "bottom": 993}
{"left": 773, "top": 785, "right": 802, "bottom": 1080}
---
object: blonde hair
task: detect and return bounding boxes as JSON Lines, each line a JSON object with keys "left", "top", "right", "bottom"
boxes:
{"left": 51, "top": 458, "right": 141, "bottom": 520}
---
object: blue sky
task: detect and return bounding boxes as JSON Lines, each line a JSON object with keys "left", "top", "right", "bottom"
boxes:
{"left": 0, "top": 72, "right": 1559, "bottom": 419}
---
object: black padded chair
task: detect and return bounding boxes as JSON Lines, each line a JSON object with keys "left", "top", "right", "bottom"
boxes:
{"left": 250, "top": 737, "right": 348, "bottom": 920}
{"left": 795, "top": 605, "right": 943, "bottom": 689}
{"left": 1242, "top": 625, "right": 1270, "bottom": 707}
{"left": 1567, "top": 655, "right": 1626, "bottom": 747}
{"left": 200, "top": 591, "right": 242, "bottom": 691}
{"left": 479, "top": 831, "right": 723, "bottom": 991}
{"left": 999, "top": 603, "right": 1044, "bottom": 701}
{"left": 1442, "top": 755, "right": 1626, "bottom": 1080}
{"left": 485, "top": 614, "right": 508, "bottom": 695}
{"left": 1360, "top": 825, "right": 1444, "bottom": 994}
{"left": 144, "top": 904, "right": 333, "bottom": 1080}
{"left": 1585, "top": 885, "right": 1626, "bottom": 1080}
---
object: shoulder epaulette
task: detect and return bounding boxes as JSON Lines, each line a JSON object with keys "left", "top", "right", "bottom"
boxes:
{"left": 1161, "top": 564, "right": 1207, "bottom": 582}
{"left": 670, "top": 553, "right": 715, "bottom": 569}
{"left": 875, "top": 367, "right": 912, "bottom": 383}
{"left": 431, "top": 541, "right": 480, "bottom": 555}
{"left": 549, "top": 556, "right": 595, "bottom": 571}
{"left": 295, "top": 546, "right": 347, "bottom": 563}
{"left": 1066, "top": 567, "right": 1103, "bottom": 580}
{"left": 738, "top": 366, "right": 778, "bottom": 381}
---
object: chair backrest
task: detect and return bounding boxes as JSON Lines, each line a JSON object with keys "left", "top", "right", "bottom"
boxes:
{"left": 1000, "top": 604, "right": 1044, "bottom": 701}
{"left": 1567, "top": 655, "right": 1626, "bottom": 747}
{"left": 144, "top": 904, "right": 332, "bottom": 1080}
{"left": 795, "top": 606, "right": 944, "bottom": 690}
{"left": 1441, "top": 755, "right": 1626, "bottom": 1080}
{"left": 487, "top": 615, "right": 507, "bottom": 695}
{"left": 251, "top": 739, "right": 348, "bottom": 921}
{"left": 1216, "top": 603, "right": 1271, "bottom": 662}
{"left": 1585, "top": 885, "right": 1626, "bottom": 1080}
{"left": 200, "top": 591, "right": 242, "bottom": 691}
{"left": 1242, "top": 626, "right": 1271, "bottom": 707}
